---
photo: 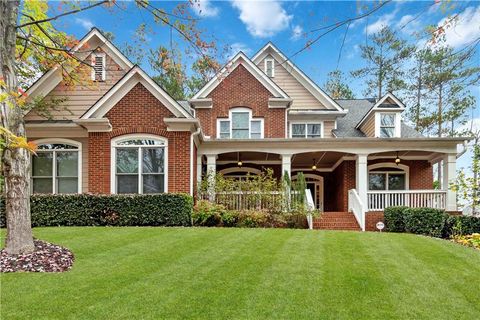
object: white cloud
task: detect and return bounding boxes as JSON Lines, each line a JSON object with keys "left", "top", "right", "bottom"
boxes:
{"left": 228, "top": 42, "right": 252, "bottom": 58}
{"left": 291, "top": 25, "right": 303, "bottom": 40}
{"left": 438, "top": 6, "right": 480, "bottom": 48}
{"left": 346, "top": 44, "right": 360, "bottom": 59}
{"left": 396, "top": 14, "right": 420, "bottom": 35}
{"left": 231, "top": 0, "right": 293, "bottom": 38}
{"left": 365, "top": 11, "right": 396, "bottom": 34}
{"left": 191, "top": 0, "right": 219, "bottom": 17}
{"left": 75, "top": 18, "right": 94, "bottom": 31}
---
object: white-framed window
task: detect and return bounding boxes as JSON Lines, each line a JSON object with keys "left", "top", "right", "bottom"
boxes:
{"left": 264, "top": 58, "right": 274, "bottom": 77}
{"left": 216, "top": 108, "right": 264, "bottom": 139}
{"left": 111, "top": 135, "right": 168, "bottom": 194}
{"left": 31, "top": 139, "right": 82, "bottom": 194}
{"left": 91, "top": 53, "right": 106, "bottom": 81}
{"left": 375, "top": 112, "right": 401, "bottom": 138}
{"left": 290, "top": 122, "right": 323, "bottom": 138}
{"left": 368, "top": 163, "right": 409, "bottom": 190}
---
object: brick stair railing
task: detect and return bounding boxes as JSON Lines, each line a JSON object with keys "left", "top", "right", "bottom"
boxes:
{"left": 313, "top": 212, "right": 361, "bottom": 231}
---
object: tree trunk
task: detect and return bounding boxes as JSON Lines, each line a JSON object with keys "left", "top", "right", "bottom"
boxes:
{"left": 415, "top": 58, "right": 423, "bottom": 131}
{"left": 1, "top": 0, "right": 34, "bottom": 254}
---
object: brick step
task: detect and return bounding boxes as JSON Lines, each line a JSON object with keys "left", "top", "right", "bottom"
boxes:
{"left": 313, "top": 211, "right": 361, "bottom": 231}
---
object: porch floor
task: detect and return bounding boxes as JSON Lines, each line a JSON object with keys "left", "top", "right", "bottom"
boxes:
{"left": 313, "top": 212, "right": 361, "bottom": 231}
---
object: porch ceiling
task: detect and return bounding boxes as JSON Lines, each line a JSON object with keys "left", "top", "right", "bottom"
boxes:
{"left": 292, "top": 151, "right": 349, "bottom": 169}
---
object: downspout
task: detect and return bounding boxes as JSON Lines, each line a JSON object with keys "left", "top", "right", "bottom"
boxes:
{"left": 190, "top": 126, "right": 202, "bottom": 196}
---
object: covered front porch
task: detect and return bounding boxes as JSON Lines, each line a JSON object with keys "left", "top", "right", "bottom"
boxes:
{"left": 197, "top": 138, "right": 462, "bottom": 230}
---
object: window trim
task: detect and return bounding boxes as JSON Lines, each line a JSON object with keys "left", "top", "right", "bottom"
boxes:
{"left": 91, "top": 52, "right": 106, "bottom": 81}
{"left": 375, "top": 112, "right": 401, "bottom": 138}
{"left": 368, "top": 162, "right": 409, "bottom": 190}
{"left": 216, "top": 108, "right": 264, "bottom": 139}
{"left": 110, "top": 134, "right": 168, "bottom": 194}
{"left": 289, "top": 121, "right": 324, "bottom": 138}
{"left": 264, "top": 58, "right": 275, "bottom": 77}
{"left": 31, "top": 138, "right": 82, "bottom": 194}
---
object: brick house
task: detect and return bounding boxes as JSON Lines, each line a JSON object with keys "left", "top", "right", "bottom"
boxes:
{"left": 25, "top": 28, "right": 468, "bottom": 231}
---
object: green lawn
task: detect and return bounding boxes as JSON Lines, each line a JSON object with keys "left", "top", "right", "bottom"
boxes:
{"left": 1, "top": 227, "right": 479, "bottom": 319}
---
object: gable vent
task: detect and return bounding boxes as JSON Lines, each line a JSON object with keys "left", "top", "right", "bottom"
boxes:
{"left": 92, "top": 54, "right": 105, "bottom": 81}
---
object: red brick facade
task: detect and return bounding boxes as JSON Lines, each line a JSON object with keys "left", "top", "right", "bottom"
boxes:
{"left": 195, "top": 64, "right": 286, "bottom": 138}
{"left": 88, "top": 83, "right": 191, "bottom": 194}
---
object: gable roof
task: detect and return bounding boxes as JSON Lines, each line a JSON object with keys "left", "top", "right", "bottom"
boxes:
{"left": 26, "top": 28, "right": 133, "bottom": 99}
{"left": 355, "top": 92, "right": 406, "bottom": 129}
{"left": 82, "top": 66, "right": 192, "bottom": 119}
{"left": 252, "top": 42, "right": 344, "bottom": 112}
{"left": 192, "top": 52, "right": 289, "bottom": 99}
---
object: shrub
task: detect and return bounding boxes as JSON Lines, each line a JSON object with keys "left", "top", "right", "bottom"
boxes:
{"left": 452, "top": 233, "right": 480, "bottom": 250}
{"left": 237, "top": 210, "right": 269, "bottom": 228}
{"left": 0, "top": 194, "right": 193, "bottom": 227}
{"left": 384, "top": 206, "right": 409, "bottom": 232}
{"left": 443, "top": 215, "right": 480, "bottom": 238}
{"left": 404, "top": 208, "right": 448, "bottom": 238}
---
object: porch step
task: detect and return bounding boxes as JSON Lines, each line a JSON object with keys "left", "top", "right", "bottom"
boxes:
{"left": 313, "top": 212, "right": 361, "bottom": 231}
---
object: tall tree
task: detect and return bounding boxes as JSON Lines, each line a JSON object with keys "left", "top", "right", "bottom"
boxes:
{"left": 1, "top": 0, "right": 35, "bottom": 254}
{"left": 421, "top": 43, "right": 479, "bottom": 137}
{"left": 1, "top": 0, "right": 213, "bottom": 255}
{"left": 454, "top": 127, "right": 480, "bottom": 216}
{"left": 323, "top": 70, "right": 355, "bottom": 99}
{"left": 149, "top": 44, "right": 219, "bottom": 100}
{"left": 351, "top": 26, "right": 414, "bottom": 100}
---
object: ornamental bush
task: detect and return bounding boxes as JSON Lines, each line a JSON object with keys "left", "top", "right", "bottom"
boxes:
{"left": 443, "top": 215, "right": 480, "bottom": 238}
{"left": 383, "top": 206, "right": 409, "bottom": 232}
{"left": 404, "top": 208, "right": 448, "bottom": 238}
{"left": 0, "top": 194, "right": 193, "bottom": 227}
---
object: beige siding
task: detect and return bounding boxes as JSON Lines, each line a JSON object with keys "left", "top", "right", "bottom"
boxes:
{"left": 323, "top": 120, "right": 335, "bottom": 137}
{"left": 360, "top": 114, "right": 375, "bottom": 137}
{"left": 256, "top": 55, "right": 327, "bottom": 109}
{"left": 25, "top": 49, "right": 127, "bottom": 121}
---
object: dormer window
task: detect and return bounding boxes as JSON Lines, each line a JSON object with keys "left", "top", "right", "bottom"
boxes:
{"left": 217, "top": 108, "right": 264, "bottom": 139}
{"left": 264, "top": 58, "right": 274, "bottom": 77}
{"left": 375, "top": 112, "right": 400, "bottom": 138}
{"left": 91, "top": 53, "right": 106, "bottom": 81}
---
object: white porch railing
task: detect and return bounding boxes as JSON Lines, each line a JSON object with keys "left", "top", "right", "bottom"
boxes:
{"left": 367, "top": 190, "right": 447, "bottom": 211}
{"left": 348, "top": 189, "right": 365, "bottom": 231}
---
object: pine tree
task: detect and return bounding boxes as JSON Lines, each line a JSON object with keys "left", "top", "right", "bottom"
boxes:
{"left": 351, "top": 26, "right": 414, "bottom": 100}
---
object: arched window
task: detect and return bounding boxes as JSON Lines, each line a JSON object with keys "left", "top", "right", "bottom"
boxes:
{"left": 111, "top": 135, "right": 167, "bottom": 194}
{"left": 368, "top": 163, "right": 409, "bottom": 191}
{"left": 31, "top": 139, "right": 81, "bottom": 194}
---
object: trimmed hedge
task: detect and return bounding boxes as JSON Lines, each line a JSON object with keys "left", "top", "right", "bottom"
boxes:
{"left": 404, "top": 208, "right": 447, "bottom": 238}
{"left": 443, "top": 215, "right": 480, "bottom": 238}
{"left": 0, "top": 194, "right": 193, "bottom": 227}
{"left": 384, "top": 206, "right": 480, "bottom": 238}
{"left": 384, "top": 206, "right": 409, "bottom": 232}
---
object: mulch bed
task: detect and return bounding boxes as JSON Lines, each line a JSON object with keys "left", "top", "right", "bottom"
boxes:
{"left": 1, "top": 239, "right": 74, "bottom": 273}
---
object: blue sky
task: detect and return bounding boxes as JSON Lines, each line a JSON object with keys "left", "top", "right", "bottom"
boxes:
{"left": 54, "top": 0, "right": 479, "bottom": 168}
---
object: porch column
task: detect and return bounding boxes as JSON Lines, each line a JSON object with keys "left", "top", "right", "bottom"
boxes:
{"left": 356, "top": 154, "right": 368, "bottom": 209}
{"left": 281, "top": 154, "right": 292, "bottom": 179}
{"left": 205, "top": 154, "right": 217, "bottom": 201}
{"left": 443, "top": 153, "right": 457, "bottom": 212}
{"left": 196, "top": 154, "right": 202, "bottom": 185}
